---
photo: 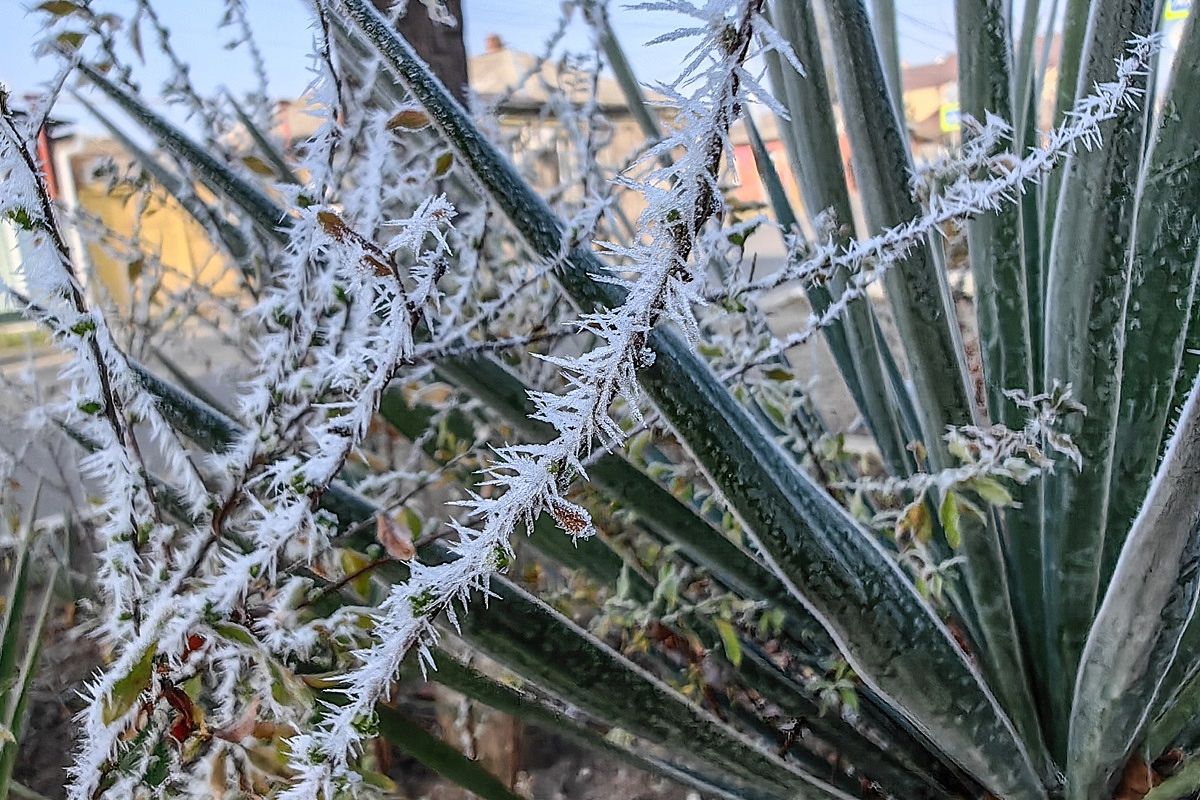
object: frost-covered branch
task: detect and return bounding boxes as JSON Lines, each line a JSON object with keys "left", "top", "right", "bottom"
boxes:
{"left": 59, "top": 27, "right": 464, "bottom": 791}
{"left": 276, "top": 2, "right": 795, "bottom": 795}
{"left": 718, "top": 34, "right": 1160, "bottom": 382}
{"left": 0, "top": 92, "right": 210, "bottom": 643}
{"left": 837, "top": 383, "right": 1086, "bottom": 499}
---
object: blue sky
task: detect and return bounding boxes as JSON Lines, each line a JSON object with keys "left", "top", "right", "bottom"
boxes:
{"left": 0, "top": 0, "right": 966, "bottom": 134}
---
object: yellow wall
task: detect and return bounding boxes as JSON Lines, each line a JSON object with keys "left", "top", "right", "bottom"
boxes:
{"left": 904, "top": 85, "right": 950, "bottom": 126}
{"left": 77, "top": 184, "right": 239, "bottom": 309}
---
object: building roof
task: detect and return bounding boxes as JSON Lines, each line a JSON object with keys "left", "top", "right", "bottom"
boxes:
{"left": 467, "top": 34, "right": 655, "bottom": 113}
{"left": 900, "top": 34, "right": 1061, "bottom": 93}
{"left": 902, "top": 55, "right": 958, "bottom": 91}
{"left": 262, "top": 35, "right": 657, "bottom": 144}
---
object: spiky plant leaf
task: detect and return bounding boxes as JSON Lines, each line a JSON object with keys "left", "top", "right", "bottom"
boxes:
{"left": 1040, "top": 0, "right": 1157, "bottom": 745}
{"left": 1104, "top": 13, "right": 1200, "bottom": 582}
{"left": 1070, "top": 376, "right": 1200, "bottom": 800}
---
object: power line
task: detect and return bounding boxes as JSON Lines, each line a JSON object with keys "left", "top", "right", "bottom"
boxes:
{"left": 896, "top": 9, "right": 957, "bottom": 41}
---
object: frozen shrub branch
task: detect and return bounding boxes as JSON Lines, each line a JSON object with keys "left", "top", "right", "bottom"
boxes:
{"left": 274, "top": 1, "right": 810, "bottom": 795}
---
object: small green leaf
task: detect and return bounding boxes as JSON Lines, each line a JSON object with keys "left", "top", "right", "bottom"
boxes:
{"left": 433, "top": 151, "right": 454, "bottom": 177}
{"left": 967, "top": 476, "right": 1014, "bottom": 507}
{"left": 714, "top": 618, "right": 742, "bottom": 668}
{"left": 144, "top": 741, "right": 171, "bottom": 787}
{"left": 37, "top": 1, "right": 79, "bottom": 16}
{"left": 939, "top": 491, "right": 962, "bottom": 550}
{"left": 241, "top": 155, "right": 275, "bottom": 176}
{"left": 55, "top": 31, "right": 87, "bottom": 50}
{"left": 340, "top": 549, "right": 375, "bottom": 597}
{"left": 212, "top": 621, "right": 257, "bottom": 647}
{"left": 402, "top": 507, "right": 423, "bottom": 539}
{"left": 103, "top": 644, "right": 156, "bottom": 724}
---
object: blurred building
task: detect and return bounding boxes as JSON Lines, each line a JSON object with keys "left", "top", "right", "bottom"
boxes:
{"left": 271, "top": 34, "right": 670, "bottom": 217}
{"left": 727, "top": 35, "right": 1064, "bottom": 213}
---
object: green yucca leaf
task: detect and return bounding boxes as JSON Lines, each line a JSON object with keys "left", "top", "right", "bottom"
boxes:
{"left": 425, "top": 359, "right": 968, "bottom": 796}
{"left": 955, "top": 0, "right": 1033, "bottom": 428}
{"left": 149, "top": 346, "right": 234, "bottom": 418}
{"left": 951, "top": 0, "right": 1049, "bottom": 775}
{"left": 1167, "top": 299, "right": 1200, "bottom": 447}
{"left": 1142, "top": 757, "right": 1200, "bottom": 800}
{"left": 742, "top": 110, "right": 909, "bottom": 475}
{"left": 1040, "top": 0, "right": 1157, "bottom": 748}
{"left": 55, "top": 78, "right": 887, "bottom": 791}
{"left": 437, "top": 347, "right": 967, "bottom": 789}
{"left": 0, "top": 485, "right": 40, "bottom": 724}
{"left": 333, "top": 2, "right": 1045, "bottom": 796}
{"left": 1012, "top": 0, "right": 1043, "bottom": 144}
{"left": 1146, "top": 651, "right": 1200, "bottom": 758}
{"left": 374, "top": 707, "right": 525, "bottom": 800}
{"left": 1104, "top": 12, "right": 1200, "bottom": 585}
{"left": 1053, "top": 0, "right": 1093, "bottom": 126}
{"left": 0, "top": 573, "right": 56, "bottom": 800}
{"left": 950, "top": 499, "right": 1051, "bottom": 778}
{"left": 374, "top": 384, "right": 638, "bottom": 592}
{"left": 431, "top": 355, "right": 832, "bottom": 643}
{"left": 721, "top": 637, "right": 967, "bottom": 800}
{"left": 1068, "top": 377, "right": 1200, "bottom": 800}
{"left": 405, "top": 654, "right": 779, "bottom": 800}
{"left": 451, "top": 576, "right": 849, "bottom": 798}
{"left": 819, "top": 0, "right": 977, "bottom": 469}
{"left": 765, "top": 0, "right": 916, "bottom": 477}
{"left": 441, "top": 359, "right": 975, "bottom": 795}
{"left": 1039, "top": 0, "right": 1092, "bottom": 268}
{"left": 868, "top": 0, "right": 904, "bottom": 123}
{"left": 636, "top": 323, "right": 1045, "bottom": 800}
{"left": 0, "top": 566, "right": 57, "bottom": 799}
{"left": 90, "top": 84, "right": 854, "bottom": 786}
{"left": 374, "top": 383, "right": 638, "bottom": 592}
{"left": 105, "top": 6, "right": 1029, "bottom": 791}
{"left": 0, "top": 491, "right": 56, "bottom": 800}
{"left": 580, "top": 2, "right": 661, "bottom": 142}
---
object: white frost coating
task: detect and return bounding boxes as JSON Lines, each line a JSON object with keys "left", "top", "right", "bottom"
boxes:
{"left": 1, "top": 97, "right": 211, "bottom": 646}
{"left": 1068, "top": 373, "right": 1200, "bottom": 796}
{"left": 52, "top": 27, "right": 461, "bottom": 793}
{"left": 835, "top": 384, "right": 1085, "bottom": 498}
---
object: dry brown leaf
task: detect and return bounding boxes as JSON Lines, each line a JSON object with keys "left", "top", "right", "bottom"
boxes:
{"left": 1113, "top": 756, "right": 1162, "bottom": 800}
{"left": 377, "top": 514, "right": 416, "bottom": 560}
{"left": 215, "top": 697, "right": 260, "bottom": 744}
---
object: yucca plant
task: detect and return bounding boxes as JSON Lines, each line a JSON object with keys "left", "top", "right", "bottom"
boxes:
{"left": 2, "top": 0, "right": 1199, "bottom": 798}
{"left": 0, "top": 489, "right": 60, "bottom": 800}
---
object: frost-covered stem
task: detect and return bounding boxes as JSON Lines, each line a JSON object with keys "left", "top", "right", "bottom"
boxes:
{"left": 134, "top": 0, "right": 232, "bottom": 153}
{"left": 222, "top": 0, "right": 272, "bottom": 126}
{"left": 835, "top": 385, "right": 1082, "bottom": 498}
{"left": 64, "top": 23, "right": 461, "bottom": 790}
{"left": 281, "top": 2, "right": 768, "bottom": 795}
{"left": 723, "top": 35, "right": 1159, "bottom": 381}
{"left": 0, "top": 93, "right": 182, "bottom": 634}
